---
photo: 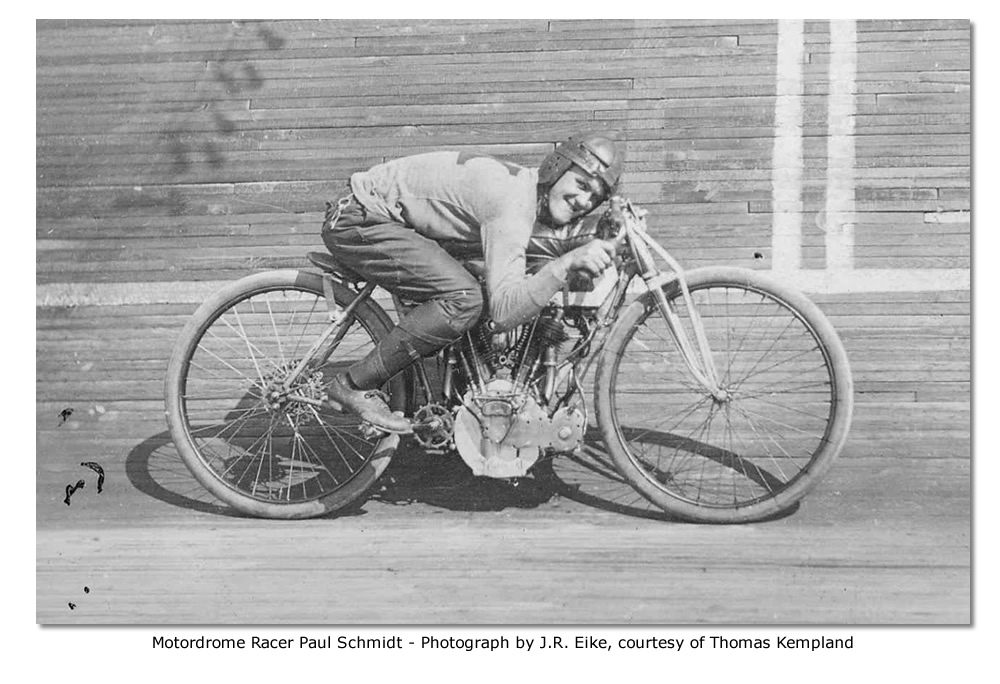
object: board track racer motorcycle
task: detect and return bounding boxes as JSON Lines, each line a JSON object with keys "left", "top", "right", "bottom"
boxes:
{"left": 165, "top": 197, "right": 853, "bottom": 523}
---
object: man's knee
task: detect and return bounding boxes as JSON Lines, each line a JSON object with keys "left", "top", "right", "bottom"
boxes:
{"left": 440, "top": 287, "right": 484, "bottom": 334}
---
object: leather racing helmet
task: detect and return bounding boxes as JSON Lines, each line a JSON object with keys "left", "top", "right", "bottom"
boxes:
{"left": 537, "top": 132, "right": 624, "bottom": 198}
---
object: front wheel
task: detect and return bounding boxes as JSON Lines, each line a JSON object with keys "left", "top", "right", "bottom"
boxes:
{"left": 596, "top": 267, "right": 853, "bottom": 523}
{"left": 165, "top": 270, "right": 405, "bottom": 519}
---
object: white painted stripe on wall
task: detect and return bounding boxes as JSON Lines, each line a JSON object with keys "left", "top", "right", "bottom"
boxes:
{"left": 36, "top": 269, "right": 971, "bottom": 309}
{"left": 36, "top": 281, "right": 230, "bottom": 308}
{"left": 824, "top": 20, "right": 858, "bottom": 270}
{"left": 771, "top": 19, "right": 805, "bottom": 271}
{"left": 771, "top": 268, "right": 970, "bottom": 294}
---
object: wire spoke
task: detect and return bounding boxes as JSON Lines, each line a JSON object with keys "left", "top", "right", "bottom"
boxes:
{"left": 727, "top": 403, "right": 797, "bottom": 484}
{"left": 631, "top": 326, "right": 712, "bottom": 394}
{"left": 732, "top": 376, "right": 831, "bottom": 400}
{"left": 737, "top": 394, "right": 832, "bottom": 422}
{"left": 176, "top": 282, "right": 388, "bottom": 507}
{"left": 729, "top": 313, "right": 800, "bottom": 387}
{"left": 221, "top": 313, "right": 285, "bottom": 376}
{"left": 626, "top": 393, "right": 714, "bottom": 447}
{"left": 307, "top": 404, "right": 370, "bottom": 470}
{"left": 730, "top": 346, "right": 826, "bottom": 392}
{"left": 724, "top": 405, "right": 782, "bottom": 493}
{"left": 264, "top": 292, "right": 287, "bottom": 366}
{"left": 193, "top": 336, "right": 262, "bottom": 384}
{"left": 733, "top": 404, "right": 822, "bottom": 438}
{"left": 188, "top": 404, "right": 269, "bottom": 437}
{"left": 292, "top": 296, "right": 321, "bottom": 357}
{"left": 606, "top": 280, "right": 841, "bottom": 518}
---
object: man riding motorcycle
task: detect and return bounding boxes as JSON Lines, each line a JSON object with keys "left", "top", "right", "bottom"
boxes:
{"left": 321, "top": 132, "right": 625, "bottom": 432}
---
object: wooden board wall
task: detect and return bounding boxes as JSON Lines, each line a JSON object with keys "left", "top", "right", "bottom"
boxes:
{"left": 36, "top": 19, "right": 970, "bottom": 463}
{"left": 37, "top": 19, "right": 970, "bottom": 282}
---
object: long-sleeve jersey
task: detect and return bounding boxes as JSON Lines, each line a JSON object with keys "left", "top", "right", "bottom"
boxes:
{"left": 351, "top": 151, "right": 579, "bottom": 330}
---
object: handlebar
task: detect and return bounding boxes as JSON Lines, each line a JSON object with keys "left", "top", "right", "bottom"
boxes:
{"left": 604, "top": 196, "right": 629, "bottom": 247}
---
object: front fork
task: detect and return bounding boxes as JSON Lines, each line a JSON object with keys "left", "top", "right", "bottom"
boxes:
{"left": 630, "top": 223, "right": 728, "bottom": 402}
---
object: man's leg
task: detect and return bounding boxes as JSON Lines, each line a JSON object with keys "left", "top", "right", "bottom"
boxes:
{"left": 322, "top": 200, "right": 483, "bottom": 427}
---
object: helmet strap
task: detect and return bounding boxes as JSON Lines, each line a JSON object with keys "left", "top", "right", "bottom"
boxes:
{"left": 535, "top": 183, "right": 554, "bottom": 227}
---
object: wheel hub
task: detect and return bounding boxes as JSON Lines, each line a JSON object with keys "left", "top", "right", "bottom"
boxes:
{"left": 260, "top": 362, "right": 327, "bottom": 426}
{"left": 711, "top": 387, "right": 732, "bottom": 404}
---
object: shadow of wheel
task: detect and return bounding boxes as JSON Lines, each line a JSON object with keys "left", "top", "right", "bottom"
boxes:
{"left": 617, "top": 425, "right": 788, "bottom": 493}
{"left": 125, "top": 430, "right": 247, "bottom": 518}
{"left": 535, "top": 428, "right": 798, "bottom": 523}
{"left": 124, "top": 424, "right": 796, "bottom": 522}
{"left": 124, "top": 430, "right": 367, "bottom": 519}
{"left": 533, "top": 428, "right": 679, "bottom": 522}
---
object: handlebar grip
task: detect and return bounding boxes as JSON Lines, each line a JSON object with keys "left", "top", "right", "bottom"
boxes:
{"left": 606, "top": 197, "right": 628, "bottom": 248}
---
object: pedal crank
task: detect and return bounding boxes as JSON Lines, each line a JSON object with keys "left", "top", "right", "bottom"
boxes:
{"left": 411, "top": 403, "right": 456, "bottom": 449}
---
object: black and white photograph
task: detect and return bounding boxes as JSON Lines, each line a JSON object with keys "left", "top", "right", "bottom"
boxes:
{"left": 33, "top": 13, "right": 979, "bottom": 669}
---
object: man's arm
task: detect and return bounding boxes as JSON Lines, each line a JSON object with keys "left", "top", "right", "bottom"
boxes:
{"left": 482, "top": 208, "right": 617, "bottom": 331}
{"left": 481, "top": 206, "right": 572, "bottom": 331}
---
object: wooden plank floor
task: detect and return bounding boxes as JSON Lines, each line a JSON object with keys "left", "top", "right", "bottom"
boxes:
{"left": 35, "top": 290, "right": 969, "bottom": 624}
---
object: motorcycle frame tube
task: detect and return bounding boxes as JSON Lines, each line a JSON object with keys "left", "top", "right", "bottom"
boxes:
{"left": 280, "top": 280, "right": 379, "bottom": 391}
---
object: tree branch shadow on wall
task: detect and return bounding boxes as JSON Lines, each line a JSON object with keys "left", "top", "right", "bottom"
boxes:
{"left": 112, "top": 22, "right": 286, "bottom": 216}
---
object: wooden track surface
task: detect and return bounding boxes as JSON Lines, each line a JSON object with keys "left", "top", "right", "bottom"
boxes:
{"left": 35, "top": 291, "right": 970, "bottom": 624}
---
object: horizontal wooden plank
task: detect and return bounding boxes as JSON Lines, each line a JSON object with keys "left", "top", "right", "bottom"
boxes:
{"left": 33, "top": 233, "right": 971, "bottom": 261}
{"left": 36, "top": 77, "right": 637, "bottom": 106}
{"left": 35, "top": 44, "right": 784, "bottom": 79}
{"left": 38, "top": 104, "right": 618, "bottom": 137}
{"left": 34, "top": 18, "right": 971, "bottom": 307}
{"left": 36, "top": 152, "right": 972, "bottom": 186}
{"left": 35, "top": 123, "right": 973, "bottom": 154}
{"left": 44, "top": 29, "right": 759, "bottom": 68}
{"left": 54, "top": 92, "right": 960, "bottom": 121}
{"left": 858, "top": 20, "right": 969, "bottom": 33}
{"left": 47, "top": 30, "right": 712, "bottom": 66}
{"left": 37, "top": 18, "right": 554, "bottom": 41}
{"left": 547, "top": 19, "right": 777, "bottom": 34}
{"left": 26, "top": 208, "right": 767, "bottom": 240}
{"left": 35, "top": 143, "right": 971, "bottom": 186}
{"left": 39, "top": 64, "right": 967, "bottom": 98}
{"left": 36, "top": 60, "right": 790, "bottom": 93}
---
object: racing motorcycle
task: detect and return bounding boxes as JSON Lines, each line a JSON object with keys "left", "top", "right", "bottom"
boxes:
{"left": 164, "top": 198, "right": 853, "bottom": 523}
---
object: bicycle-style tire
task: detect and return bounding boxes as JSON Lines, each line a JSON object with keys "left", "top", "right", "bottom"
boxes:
{"left": 165, "top": 270, "right": 404, "bottom": 519}
{"left": 595, "top": 267, "right": 853, "bottom": 523}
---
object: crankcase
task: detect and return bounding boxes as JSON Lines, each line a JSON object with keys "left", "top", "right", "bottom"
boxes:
{"left": 452, "top": 379, "right": 586, "bottom": 478}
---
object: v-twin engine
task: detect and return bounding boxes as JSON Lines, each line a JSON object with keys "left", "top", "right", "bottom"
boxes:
{"left": 450, "top": 313, "right": 585, "bottom": 478}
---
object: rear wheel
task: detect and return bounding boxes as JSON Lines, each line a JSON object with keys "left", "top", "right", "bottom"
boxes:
{"left": 164, "top": 270, "right": 403, "bottom": 519}
{"left": 596, "top": 267, "right": 853, "bottom": 523}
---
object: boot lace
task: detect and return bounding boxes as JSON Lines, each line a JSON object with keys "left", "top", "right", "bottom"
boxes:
{"left": 363, "top": 389, "right": 391, "bottom": 405}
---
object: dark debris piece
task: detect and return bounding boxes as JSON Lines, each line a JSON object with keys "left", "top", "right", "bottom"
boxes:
{"left": 81, "top": 462, "right": 105, "bottom": 493}
{"left": 63, "top": 479, "right": 86, "bottom": 506}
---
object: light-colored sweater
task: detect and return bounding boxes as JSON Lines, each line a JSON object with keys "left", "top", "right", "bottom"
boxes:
{"left": 351, "top": 151, "right": 577, "bottom": 330}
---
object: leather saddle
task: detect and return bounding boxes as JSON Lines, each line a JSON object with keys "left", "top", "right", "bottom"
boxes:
{"left": 307, "top": 251, "right": 366, "bottom": 284}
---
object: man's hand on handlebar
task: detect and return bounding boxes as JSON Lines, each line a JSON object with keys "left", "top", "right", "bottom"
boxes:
{"left": 567, "top": 239, "right": 618, "bottom": 277}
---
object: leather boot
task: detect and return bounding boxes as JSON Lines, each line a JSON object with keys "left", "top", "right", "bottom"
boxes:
{"left": 325, "top": 374, "right": 412, "bottom": 434}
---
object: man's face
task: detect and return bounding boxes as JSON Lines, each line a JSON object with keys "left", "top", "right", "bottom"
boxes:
{"left": 546, "top": 167, "right": 606, "bottom": 226}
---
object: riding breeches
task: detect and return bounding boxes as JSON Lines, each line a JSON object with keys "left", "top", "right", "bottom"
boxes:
{"left": 321, "top": 197, "right": 484, "bottom": 389}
